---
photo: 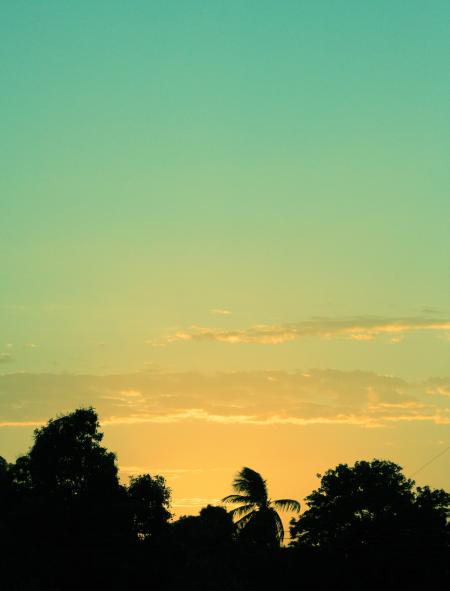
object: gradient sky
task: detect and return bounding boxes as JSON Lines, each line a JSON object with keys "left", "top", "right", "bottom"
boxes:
{"left": 1, "top": 2, "right": 449, "bottom": 516}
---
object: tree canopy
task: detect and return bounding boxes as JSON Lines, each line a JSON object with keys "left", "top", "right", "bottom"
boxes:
{"left": 128, "top": 473, "right": 172, "bottom": 540}
{"left": 290, "top": 459, "right": 450, "bottom": 554}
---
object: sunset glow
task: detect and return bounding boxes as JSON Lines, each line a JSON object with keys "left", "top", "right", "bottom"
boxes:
{"left": 1, "top": 1, "right": 449, "bottom": 520}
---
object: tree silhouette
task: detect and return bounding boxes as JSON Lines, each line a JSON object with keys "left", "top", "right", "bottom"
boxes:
{"left": 0, "top": 456, "right": 13, "bottom": 547}
{"left": 23, "top": 406, "right": 120, "bottom": 500}
{"left": 127, "top": 474, "right": 171, "bottom": 541}
{"left": 289, "top": 459, "right": 450, "bottom": 587}
{"left": 6, "top": 408, "right": 130, "bottom": 590}
{"left": 173, "top": 505, "right": 235, "bottom": 548}
{"left": 222, "top": 467, "right": 300, "bottom": 546}
{"left": 2, "top": 409, "right": 449, "bottom": 590}
{"left": 289, "top": 459, "right": 449, "bottom": 549}
{"left": 0, "top": 456, "right": 10, "bottom": 499}
{"left": 168, "top": 507, "right": 237, "bottom": 591}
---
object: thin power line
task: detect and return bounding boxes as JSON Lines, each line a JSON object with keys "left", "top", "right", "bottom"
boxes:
{"left": 411, "top": 445, "right": 450, "bottom": 477}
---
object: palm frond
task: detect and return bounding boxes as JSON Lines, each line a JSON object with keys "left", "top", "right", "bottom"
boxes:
{"left": 235, "top": 510, "right": 257, "bottom": 530}
{"left": 272, "top": 498, "right": 301, "bottom": 513}
{"left": 269, "top": 507, "right": 285, "bottom": 543}
{"left": 232, "top": 467, "right": 268, "bottom": 504}
{"left": 230, "top": 503, "right": 256, "bottom": 520}
{"left": 221, "top": 494, "right": 251, "bottom": 504}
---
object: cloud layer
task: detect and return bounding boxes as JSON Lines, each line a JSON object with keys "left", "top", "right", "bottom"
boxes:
{"left": 167, "top": 316, "right": 450, "bottom": 345}
{"left": 0, "top": 369, "right": 449, "bottom": 430}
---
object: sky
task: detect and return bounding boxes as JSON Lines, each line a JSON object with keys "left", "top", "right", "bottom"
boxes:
{"left": 1, "top": 1, "right": 449, "bottom": 517}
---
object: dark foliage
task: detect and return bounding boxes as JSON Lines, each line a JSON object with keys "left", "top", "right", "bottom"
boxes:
{"left": 0, "top": 409, "right": 448, "bottom": 590}
{"left": 0, "top": 408, "right": 170, "bottom": 590}
{"left": 222, "top": 466, "right": 300, "bottom": 546}
{"left": 128, "top": 473, "right": 172, "bottom": 540}
{"left": 290, "top": 459, "right": 450, "bottom": 589}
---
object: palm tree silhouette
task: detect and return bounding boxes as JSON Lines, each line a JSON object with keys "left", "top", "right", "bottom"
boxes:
{"left": 222, "top": 467, "right": 300, "bottom": 545}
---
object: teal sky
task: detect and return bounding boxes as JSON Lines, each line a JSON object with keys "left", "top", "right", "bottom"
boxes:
{"left": 0, "top": 2, "right": 449, "bottom": 507}
{"left": 1, "top": 1, "right": 449, "bottom": 375}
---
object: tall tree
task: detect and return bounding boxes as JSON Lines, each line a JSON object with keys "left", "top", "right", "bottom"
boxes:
{"left": 8, "top": 408, "right": 130, "bottom": 590}
{"left": 24, "top": 406, "right": 120, "bottom": 500}
{"left": 222, "top": 467, "right": 300, "bottom": 546}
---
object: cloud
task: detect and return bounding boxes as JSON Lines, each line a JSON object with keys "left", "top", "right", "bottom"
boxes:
{"left": 0, "top": 369, "right": 448, "bottom": 430}
{"left": 100, "top": 409, "right": 450, "bottom": 428}
{"left": 119, "top": 466, "right": 207, "bottom": 482}
{"left": 0, "top": 353, "right": 13, "bottom": 364}
{"left": 420, "top": 307, "right": 440, "bottom": 315}
{"left": 166, "top": 316, "right": 450, "bottom": 345}
{"left": 348, "top": 334, "right": 375, "bottom": 342}
{"left": 0, "top": 420, "right": 43, "bottom": 427}
{"left": 101, "top": 389, "right": 147, "bottom": 409}
{"left": 144, "top": 339, "right": 167, "bottom": 348}
{"left": 427, "top": 385, "right": 450, "bottom": 398}
{"left": 210, "top": 308, "right": 232, "bottom": 316}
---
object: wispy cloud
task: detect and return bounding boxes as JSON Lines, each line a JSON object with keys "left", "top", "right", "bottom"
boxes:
{"left": 101, "top": 389, "right": 146, "bottom": 409}
{"left": 0, "top": 419, "right": 43, "bottom": 427}
{"left": 101, "top": 410, "right": 450, "bottom": 428}
{"left": 210, "top": 308, "right": 232, "bottom": 316}
{"left": 427, "top": 385, "right": 450, "bottom": 398}
{"left": 166, "top": 316, "right": 450, "bottom": 345}
{"left": 144, "top": 339, "right": 167, "bottom": 348}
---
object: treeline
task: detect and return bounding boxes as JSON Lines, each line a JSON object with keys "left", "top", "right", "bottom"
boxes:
{"left": 0, "top": 407, "right": 448, "bottom": 590}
